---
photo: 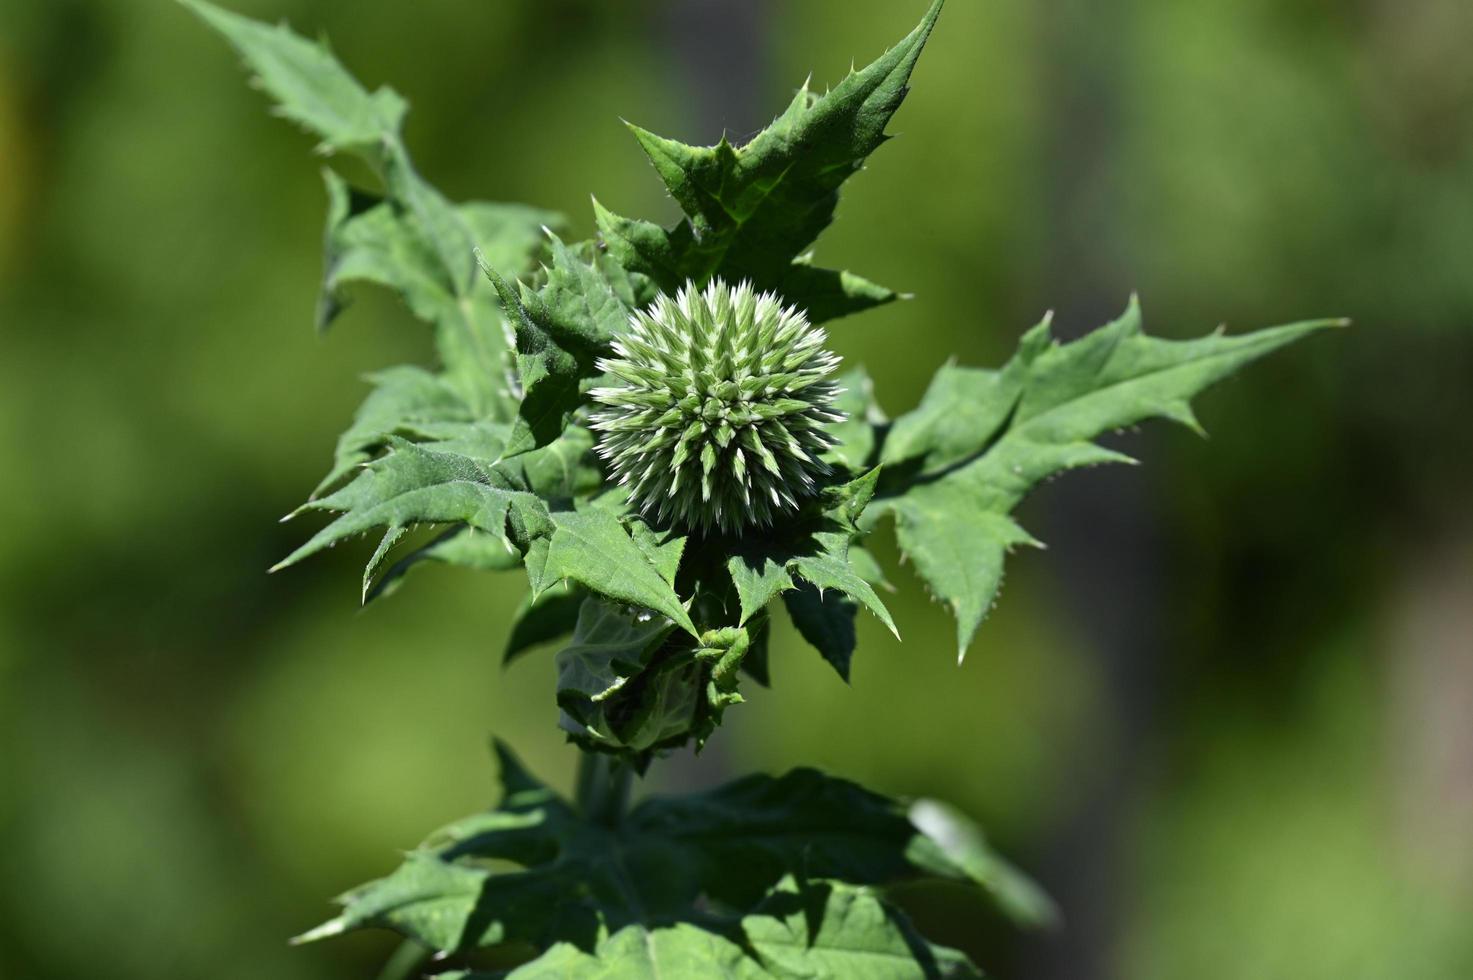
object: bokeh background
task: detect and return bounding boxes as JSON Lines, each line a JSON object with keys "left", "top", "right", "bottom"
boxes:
{"left": 3, "top": 0, "right": 1472, "bottom": 977}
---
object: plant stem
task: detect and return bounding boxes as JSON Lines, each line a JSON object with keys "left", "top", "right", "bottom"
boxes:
{"left": 575, "top": 750, "right": 632, "bottom": 827}
{"left": 375, "top": 939, "right": 431, "bottom": 980}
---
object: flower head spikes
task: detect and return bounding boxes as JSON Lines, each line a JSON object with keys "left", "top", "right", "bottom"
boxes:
{"left": 590, "top": 279, "right": 844, "bottom": 534}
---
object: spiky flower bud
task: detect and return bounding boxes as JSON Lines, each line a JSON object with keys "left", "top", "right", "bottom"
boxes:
{"left": 590, "top": 279, "right": 843, "bottom": 534}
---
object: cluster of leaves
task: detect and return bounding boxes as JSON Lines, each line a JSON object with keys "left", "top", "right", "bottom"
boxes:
{"left": 191, "top": 0, "right": 1335, "bottom": 755}
{"left": 297, "top": 742, "right": 1053, "bottom": 978}
{"left": 191, "top": 0, "right": 1335, "bottom": 973}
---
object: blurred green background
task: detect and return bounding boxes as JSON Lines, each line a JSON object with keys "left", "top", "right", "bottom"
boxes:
{"left": 2, "top": 0, "right": 1471, "bottom": 977}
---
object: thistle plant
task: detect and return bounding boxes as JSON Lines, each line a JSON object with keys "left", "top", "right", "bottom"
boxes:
{"left": 190, "top": 0, "right": 1338, "bottom": 975}
{"left": 591, "top": 279, "right": 842, "bottom": 534}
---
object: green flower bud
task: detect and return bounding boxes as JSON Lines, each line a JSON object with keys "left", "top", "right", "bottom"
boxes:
{"left": 591, "top": 279, "right": 843, "bottom": 534}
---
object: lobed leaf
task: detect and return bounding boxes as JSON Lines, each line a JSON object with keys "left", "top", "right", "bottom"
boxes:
{"left": 743, "top": 877, "right": 982, "bottom": 979}
{"left": 871, "top": 299, "right": 1343, "bottom": 659}
{"left": 594, "top": 0, "right": 944, "bottom": 324}
{"left": 311, "top": 746, "right": 1037, "bottom": 968}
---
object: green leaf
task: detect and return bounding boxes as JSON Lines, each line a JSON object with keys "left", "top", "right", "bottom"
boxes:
{"left": 189, "top": 0, "right": 565, "bottom": 448}
{"left": 725, "top": 469, "right": 894, "bottom": 646}
{"left": 357, "top": 428, "right": 600, "bottom": 603}
{"left": 273, "top": 438, "right": 549, "bottom": 594}
{"left": 481, "top": 239, "right": 632, "bottom": 459}
{"left": 504, "top": 582, "right": 586, "bottom": 664}
{"left": 365, "top": 527, "right": 523, "bottom": 604}
{"left": 826, "top": 366, "right": 886, "bottom": 471}
{"left": 907, "top": 799, "right": 1058, "bottom": 930}
{"left": 496, "top": 924, "right": 754, "bottom": 979}
{"left": 312, "top": 364, "right": 475, "bottom": 497}
{"left": 879, "top": 358, "right": 1023, "bottom": 476}
{"left": 626, "top": 767, "right": 1021, "bottom": 911}
{"left": 596, "top": 1, "right": 943, "bottom": 323}
{"left": 318, "top": 170, "right": 524, "bottom": 418}
{"left": 626, "top": 518, "right": 687, "bottom": 590}
{"left": 182, "top": 0, "right": 405, "bottom": 162}
{"left": 298, "top": 744, "right": 701, "bottom": 957}
{"left": 781, "top": 583, "right": 858, "bottom": 682}
{"left": 532, "top": 509, "right": 697, "bottom": 636}
{"left": 306, "top": 747, "right": 1042, "bottom": 962}
{"left": 556, "top": 598, "right": 678, "bottom": 709}
{"left": 873, "top": 300, "right": 1343, "bottom": 658}
{"left": 470, "top": 879, "right": 980, "bottom": 979}
{"left": 743, "top": 877, "right": 982, "bottom": 979}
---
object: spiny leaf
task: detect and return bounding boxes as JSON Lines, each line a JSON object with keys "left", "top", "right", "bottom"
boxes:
{"left": 555, "top": 598, "right": 679, "bottom": 711}
{"left": 782, "top": 583, "right": 858, "bottom": 682}
{"left": 504, "top": 582, "right": 586, "bottom": 664}
{"left": 595, "top": 0, "right": 944, "bottom": 324}
{"left": 318, "top": 171, "right": 560, "bottom": 417}
{"left": 743, "top": 877, "right": 982, "bottom": 979}
{"left": 312, "top": 364, "right": 475, "bottom": 498}
{"left": 826, "top": 365, "right": 886, "bottom": 471}
{"left": 315, "top": 749, "right": 1044, "bottom": 961}
{"left": 529, "top": 509, "right": 697, "bottom": 636}
{"left": 491, "top": 924, "right": 753, "bottom": 979}
{"left": 872, "top": 298, "right": 1344, "bottom": 659}
{"left": 725, "top": 468, "right": 896, "bottom": 647}
{"left": 626, "top": 766, "right": 1043, "bottom": 916}
{"left": 481, "top": 239, "right": 633, "bottom": 459}
{"left": 182, "top": 0, "right": 405, "bottom": 162}
{"left": 273, "top": 438, "right": 547, "bottom": 582}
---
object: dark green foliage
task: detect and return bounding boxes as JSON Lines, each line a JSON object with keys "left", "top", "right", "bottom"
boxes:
{"left": 189, "top": 0, "right": 1335, "bottom": 973}
{"left": 299, "top": 745, "right": 1031, "bottom": 976}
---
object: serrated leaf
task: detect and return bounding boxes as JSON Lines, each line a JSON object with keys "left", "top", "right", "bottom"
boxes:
{"left": 826, "top": 365, "right": 886, "bottom": 471}
{"left": 310, "top": 747, "right": 1042, "bottom": 961}
{"left": 596, "top": 1, "right": 943, "bottom": 323}
{"left": 626, "top": 767, "right": 1024, "bottom": 912}
{"left": 744, "top": 877, "right": 982, "bottom": 980}
{"left": 273, "top": 438, "right": 550, "bottom": 587}
{"left": 879, "top": 358, "right": 1024, "bottom": 476}
{"left": 300, "top": 745, "right": 700, "bottom": 957}
{"left": 555, "top": 598, "right": 677, "bottom": 705}
{"left": 781, "top": 583, "right": 858, "bottom": 682}
{"left": 534, "top": 509, "right": 697, "bottom": 636}
{"left": 503, "top": 582, "right": 585, "bottom": 664}
{"left": 365, "top": 527, "right": 523, "bottom": 604}
{"left": 626, "top": 518, "right": 687, "bottom": 590}
{"left": 313, "top": 363, "right": 475, "bottom": 497}
{"left": 183, "top": 0, "right": 405, "bottom": 161}
{"left": 873, "top": 299, "right": 1343, "bottom": 658}
{"left": 318, "top": 170, "right": 523, "bottom": 418}
{"left": 726, "top": 470, "right": 896, "bottom": 661}
{"left": 481, "top": 239, "right": 632, "bottom": 459}
{"left": 496, "top": 924, "right": 754, "bottom": 979}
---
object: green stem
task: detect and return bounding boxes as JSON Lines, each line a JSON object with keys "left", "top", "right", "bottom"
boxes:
{"left": 575, "top": 750, "right": 632, "bottom": 827}
{"left": 375, "top": 939, "right": 431, "bottom": 980}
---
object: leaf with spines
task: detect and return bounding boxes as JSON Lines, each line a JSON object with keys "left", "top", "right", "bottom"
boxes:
{"left": 188, "top": 0, "right": 564, "bottom": 437}
{"left": 725, "top": 468, "right": 897, "bottom": 665}
{"left": 742, "top": 877, "right": 982, "bottom": 979}
{"left": 870, "top": 299, "right": 1344, "bottom": 659}
{"left": 782, "top": 584, "right": 859, "bottom": 682}
{"left": 555, "top": 602, "right": 703, "bottom": 757}
{"left": 594, "top": 0, "right": 944, "bottom": 324}
{"left": 504, "top": 582, "right": 586, "bottom": 664}
{"left": 274, "top": 438, "right": 692, "bottom": 631}
{"left": 304, "top": 743, "right": 1045, "bottom": 961}
{"left": 480, "top": 237, "right": 635, "bottom": 459}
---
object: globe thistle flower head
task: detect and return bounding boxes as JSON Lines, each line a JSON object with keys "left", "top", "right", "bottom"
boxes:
{"left": 590, "top": 279, "right": 844, "bottom": 534}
